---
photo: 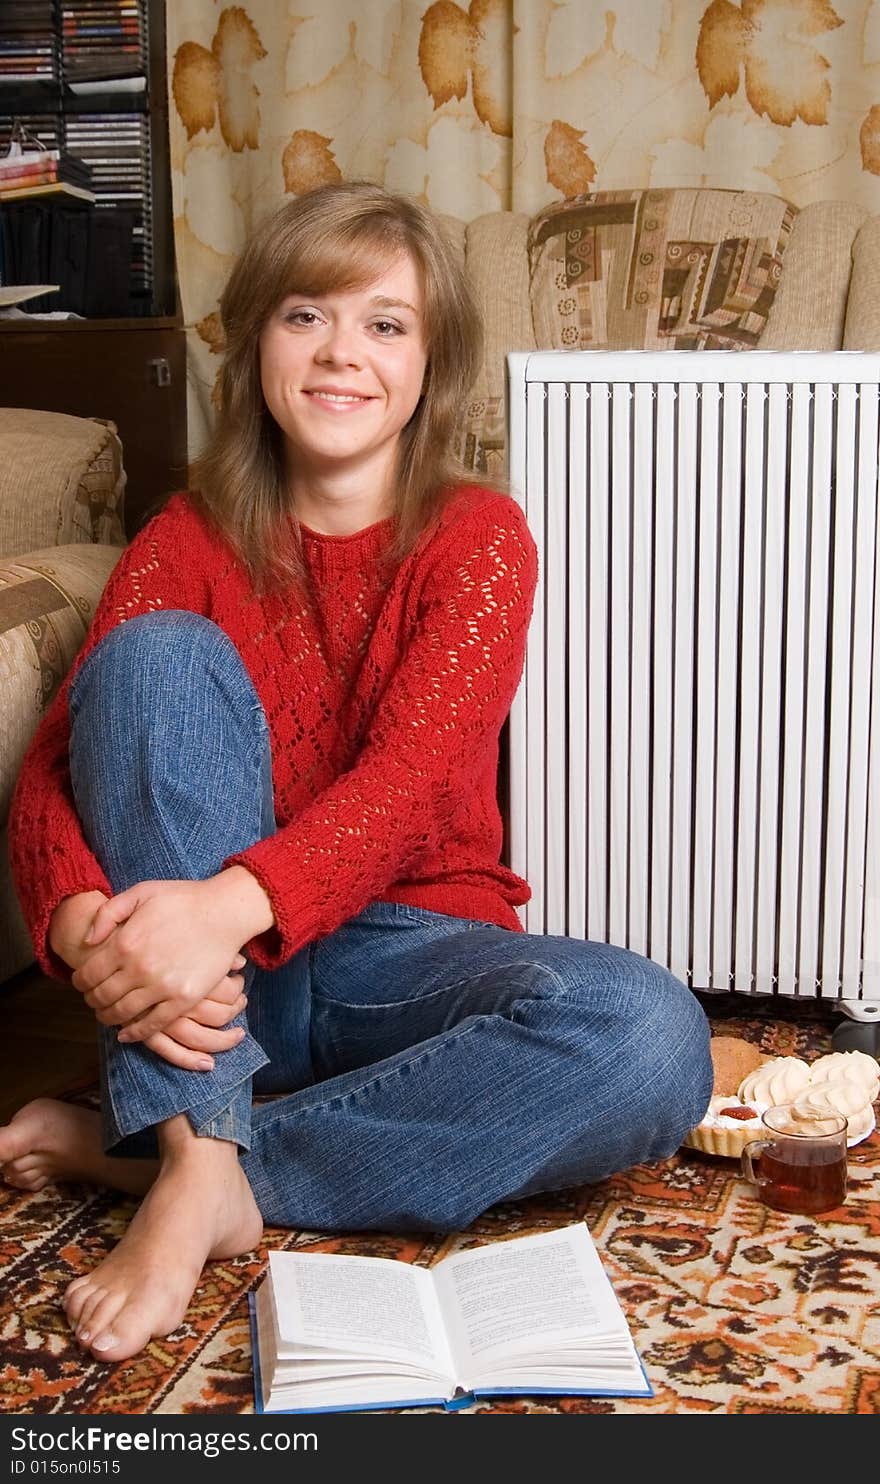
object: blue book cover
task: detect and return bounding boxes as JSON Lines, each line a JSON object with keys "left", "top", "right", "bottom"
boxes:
{"left": 247, "top": 1226, "right": 654, "bottom": 1415}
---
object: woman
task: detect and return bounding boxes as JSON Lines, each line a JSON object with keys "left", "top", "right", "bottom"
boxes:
{"left": 1, "top": 181, "right": 712, "bottom": 1364}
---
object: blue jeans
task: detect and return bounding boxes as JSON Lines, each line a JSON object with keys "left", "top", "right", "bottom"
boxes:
{"left": 67, "top": 611, "right": 713, "bottom": 1232}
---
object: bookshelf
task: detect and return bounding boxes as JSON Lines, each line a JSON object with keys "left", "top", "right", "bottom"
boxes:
{"left": 0, "top": 0, "right": 176, "bottom": 315}
{"left": 0, "top": 0, "right": 185, "bottom": 536}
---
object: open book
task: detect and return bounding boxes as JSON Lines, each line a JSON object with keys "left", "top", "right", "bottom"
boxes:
{"left": 249, "top": 1224, "right": 652, "bottom": 1413}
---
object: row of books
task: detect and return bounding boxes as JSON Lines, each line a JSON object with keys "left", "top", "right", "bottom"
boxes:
{"left": 0, "top": 147, "right": 93, "bottom": 194}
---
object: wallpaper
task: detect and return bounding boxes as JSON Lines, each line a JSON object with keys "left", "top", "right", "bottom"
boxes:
{"left": 165, "top": 0, "right": 880, "bottom": 452}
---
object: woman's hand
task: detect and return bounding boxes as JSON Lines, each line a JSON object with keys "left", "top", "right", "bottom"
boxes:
{"left": 70, "top": 870, "right": 273, "bottom": 1044}
{"left": 52, "top": 888, "right": 254, "bottom": 1070}
{"left": 141, "top": 970, "right": 250, "bottom": 1071}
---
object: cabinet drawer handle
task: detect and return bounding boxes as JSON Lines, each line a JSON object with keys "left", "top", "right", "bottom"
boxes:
{"left": 148, "top": 357, "right": 172, "bottom": 388}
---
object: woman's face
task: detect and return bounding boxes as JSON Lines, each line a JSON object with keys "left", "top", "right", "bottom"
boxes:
{"left": 258, "top": 252, "right": 428, "bottom": 499}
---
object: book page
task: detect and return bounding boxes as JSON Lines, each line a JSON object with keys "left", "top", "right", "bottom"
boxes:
{"left": 267, "top": 1250, "right": 455, "bottom": 1378}
{"left": 433, "top": 1226, "right": 634, "bottom": 1382}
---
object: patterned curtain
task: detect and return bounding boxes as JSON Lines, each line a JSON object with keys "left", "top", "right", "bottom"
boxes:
{"left": 166, "top": 0, "right": 880, "bottom": 455}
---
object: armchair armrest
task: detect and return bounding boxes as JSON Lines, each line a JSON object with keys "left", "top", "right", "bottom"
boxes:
{"left": 0, "top": 408, "right": 126, "bottom": 559}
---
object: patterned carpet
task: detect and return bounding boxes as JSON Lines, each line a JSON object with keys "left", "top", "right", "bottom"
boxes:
{"left": 2, "top": 993, "right": 879, "bottom": 1416}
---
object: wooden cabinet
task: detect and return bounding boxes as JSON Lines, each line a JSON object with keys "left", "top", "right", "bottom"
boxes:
{"left": 0, "top": 316, "right": 187, "bottom": 538}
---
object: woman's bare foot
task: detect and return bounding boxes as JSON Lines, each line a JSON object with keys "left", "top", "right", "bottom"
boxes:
{"left": 0, "top": 1098, "right": 156, "bottom": 1196}
{"left": 63, "top": 1114, "right": 262, "bottom": 1362}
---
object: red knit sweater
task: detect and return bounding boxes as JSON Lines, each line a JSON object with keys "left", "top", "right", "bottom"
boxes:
{"left": 9, "top": 483, "right": 538, "bottom": 979}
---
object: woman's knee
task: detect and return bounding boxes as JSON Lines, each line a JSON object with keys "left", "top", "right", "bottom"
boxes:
{"left": 548, "top": 942, "right": 713, "bottom": 1129}
{"left": 69, "top": 610, "right": 262, "bottom": 740}
{"left": 68, "top": 609, "right": 269, "bottom": 809}
{"left": 71, "top": 611, "right": 237, "bottom": 701}
{"left": 612, "top": 960, "right": 713, "bottom": 1137}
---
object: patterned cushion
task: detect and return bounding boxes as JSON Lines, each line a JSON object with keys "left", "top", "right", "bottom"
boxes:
{"left": 528, "top": 187, "right": 799, "bottom": 353}
{"left": 459, "top": 211, "right": 534, "bottom": 479}
{"left": 0, "top": 542, "right": 121, "bottom": 980}
{"left": 0, "top": 408, "right": 126, "bottom": 559}
{"left": 460, "top": 393, "right": 507, "bottom": 479}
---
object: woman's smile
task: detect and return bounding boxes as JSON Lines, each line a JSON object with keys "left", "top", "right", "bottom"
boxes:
{"left": 302, "top": 387, "right": 376, "bottom": 410}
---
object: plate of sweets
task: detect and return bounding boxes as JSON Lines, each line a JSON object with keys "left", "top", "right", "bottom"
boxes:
{"left": 682, "top": 1040, "right": 879, "bottom": 1158}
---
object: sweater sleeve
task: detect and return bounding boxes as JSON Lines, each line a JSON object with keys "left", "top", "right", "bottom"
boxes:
{"left": 225, "top": 498, "right": 538, "bottom": 968}
{"left": 8, "top": 496, "right": 214, "bottom": 978}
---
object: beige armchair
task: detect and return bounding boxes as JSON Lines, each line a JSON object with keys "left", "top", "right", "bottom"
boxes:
{"left": 0, "top": 408, "right": 126, "bottom": 982}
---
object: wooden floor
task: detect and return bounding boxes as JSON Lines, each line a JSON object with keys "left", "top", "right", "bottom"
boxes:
{"left": 0, "top": 964, "right": 99, "bottom": 1123}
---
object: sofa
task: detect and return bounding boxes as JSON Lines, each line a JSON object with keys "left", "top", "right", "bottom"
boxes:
{"left": 3, "top": 184, "right": 880, "bottom": 984}
{"left": 445, "top": 188, "right": 880, "bottom": 475}
{"left": 0, "top": 408, "right": 126, "bottom": 982}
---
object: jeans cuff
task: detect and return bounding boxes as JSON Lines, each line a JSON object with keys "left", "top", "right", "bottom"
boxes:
{"left": 191, "top": 1101, "right": 253, "bottom": 1149}
{"left": 101, "top": 1030, "right": 269, "bottom": 1153}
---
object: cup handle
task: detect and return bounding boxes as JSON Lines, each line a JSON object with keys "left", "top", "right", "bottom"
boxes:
{"left": 741, "top": 1138, "right": 770, "bottom": 1186}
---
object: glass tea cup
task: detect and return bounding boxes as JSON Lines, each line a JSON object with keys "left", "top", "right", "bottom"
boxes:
{"left": 740, "top": 1104, "right": 848, "bottom": 1215}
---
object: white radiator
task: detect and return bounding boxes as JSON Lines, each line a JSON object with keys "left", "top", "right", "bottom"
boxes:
{"left": 506, "top": 350, "right": 880, "bottom": 1006}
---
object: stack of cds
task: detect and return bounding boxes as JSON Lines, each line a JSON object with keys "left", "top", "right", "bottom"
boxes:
{"left": 0, "top": 2, "right": 58, "bottom": 85}
{"left": 66, "top": 112, "right": 151, "bottom": 299}
{"left": 61, "top": 2, "right": 146, "bottom": 85}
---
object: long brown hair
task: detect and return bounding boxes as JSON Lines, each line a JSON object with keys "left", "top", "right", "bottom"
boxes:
{"left": 191, "top": 180, "right": 488, "bottom": 591}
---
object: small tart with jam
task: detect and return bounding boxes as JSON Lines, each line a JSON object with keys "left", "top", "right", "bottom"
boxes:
{"left": 682, "top": 1095, "right": 767, "bottom": 1158}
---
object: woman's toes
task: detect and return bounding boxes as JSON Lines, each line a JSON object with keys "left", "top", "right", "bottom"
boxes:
{"left": 64, "top": 1279, "right": 98, "bottom": 1326}
{"left": 73, "top": 1304, "right": 98, "bottom": 1342}
{"left": 79, "top": 1286, "right": 114, "bottom": 1326}
{"left": 89, "top": 1304, "right": 157, "bottom": 1362}
{"left": 75, "top": 1308, "right": 102, "bottom": 1345}
{"left": 5, "top": 1168, "right": 46, "bottom": 1191}
{"left": 76, "top": 1290, "right": 112, "bottom": 1338}
{"left": 89, "top": 1329, "right": 123, "bottom": 1358}
{"left": 5, "top": 1155, "right": 38, "bottom": 1177}
{"left": 0, "top": 1121, "right": 32, "bottom": 1165}
{"left": 80, "top": 1296, "right": 149, "bottom": 1362}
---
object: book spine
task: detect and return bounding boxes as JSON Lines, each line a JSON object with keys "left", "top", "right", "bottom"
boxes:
{"left": 0, "top": 162, "right": 58, "bottom": 177}
{"left": 0, "top": 154, "right": 60, "bottom": 173}
{"left": 0, "top": 170, "right": 57, "bottom": 189}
